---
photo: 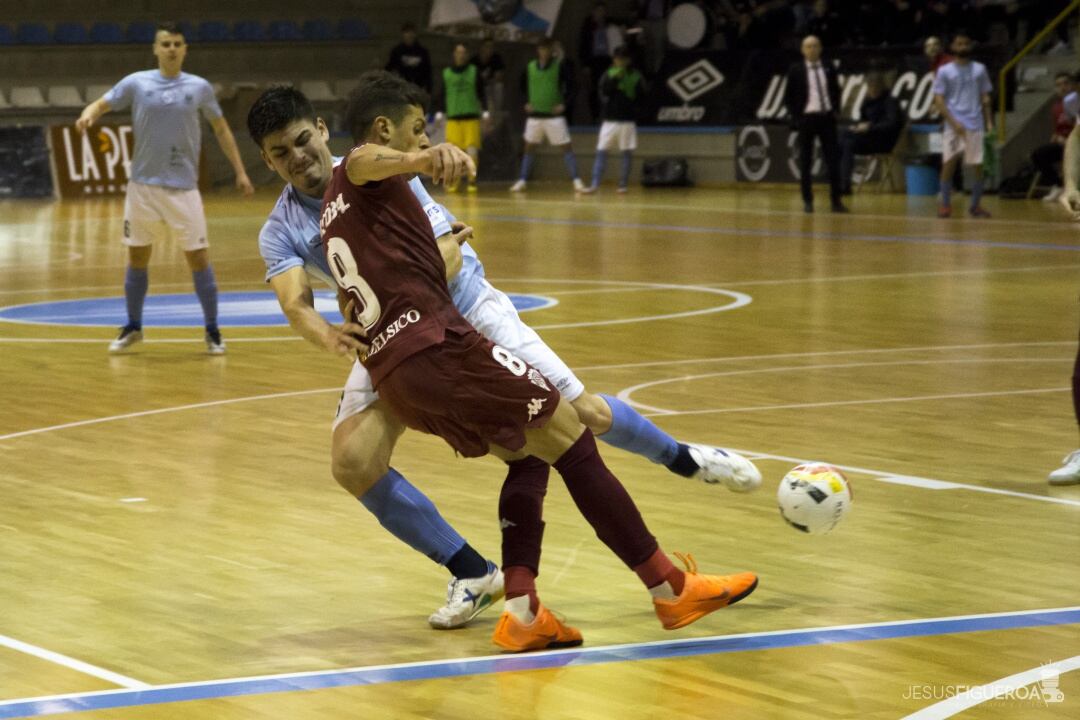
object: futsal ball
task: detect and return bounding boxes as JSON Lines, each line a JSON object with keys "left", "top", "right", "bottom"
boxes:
{"left": 477, "top": 0, "right": 521, "bottom": 24}
{"left": 777, "top": 463, "right": 852, "bottom": 534}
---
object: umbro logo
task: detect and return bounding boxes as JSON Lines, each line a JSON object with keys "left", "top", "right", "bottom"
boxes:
{"left": 500, "top": 518, "right": 517, "bottom": 529}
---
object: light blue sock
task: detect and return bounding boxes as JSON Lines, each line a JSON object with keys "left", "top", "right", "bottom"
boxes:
{"left": 359, "top": 468, "right": 466, "bottom": 565}
{"left": 619, "top": 151, "right": 632, "bottom": 188}
{"left": 563, "top": 150, "right": 580, "bottom": 180}
{"left": 940, "top": 179, "right": 952, "bottom": 208}
{"left": 124, "top": 266, "right": 148, "bottom": 329}
{"left": 970, "top": 173, "right": 984, "bottom": 209}
{"left": 591, "top": 150, "right": 608, "bottom": 187}
{"left": 192, "top": 266, "right": 218, "bottom": 329}
{"left": 519, "top": 153, "right": 535, "bottom": 181}
{"left": 596, "top": 394, "right": 680, "bottom": 466}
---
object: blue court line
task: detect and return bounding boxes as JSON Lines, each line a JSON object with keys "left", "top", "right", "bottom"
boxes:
{"left": 1, "top": 607, "right": 1077, "bottom": 718}
{"left": 482, "top": 215, "right": 1080, "bottom": 252}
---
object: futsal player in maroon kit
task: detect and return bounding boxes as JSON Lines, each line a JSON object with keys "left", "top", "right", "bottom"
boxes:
{"left": 320, "top": 72, "right": 759, "bottom": 652}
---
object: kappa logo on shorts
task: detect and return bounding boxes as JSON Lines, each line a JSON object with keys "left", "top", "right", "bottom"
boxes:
{"left": 527, "top": 368, "right": 549, "bottom": 391}
{"left": 526, "top": 397, "right": 547, "bottom": 421}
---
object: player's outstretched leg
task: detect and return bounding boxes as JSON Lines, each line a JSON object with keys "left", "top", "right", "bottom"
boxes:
{"left": 333, "top": 404, "right": 503, "bottom": 628}
{"left": 575, "top": 393, "right": 762, "bottom": 492}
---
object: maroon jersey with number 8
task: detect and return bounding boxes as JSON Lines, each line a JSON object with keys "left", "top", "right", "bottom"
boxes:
{"left": 319, "top": 158, "right": 473, "bottom": 386}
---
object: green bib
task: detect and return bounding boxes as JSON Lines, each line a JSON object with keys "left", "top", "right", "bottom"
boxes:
{"left": 443, "top": 64, "right": 481, "bottom": 118}
{"left": 527, "top": 59, "right": 563, "bottom": 113}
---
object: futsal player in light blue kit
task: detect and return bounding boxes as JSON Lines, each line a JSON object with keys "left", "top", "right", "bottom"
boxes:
{"left": 247, "top": 79, "right": 761, "bottom": 630}
{"left": 76, "top": 22, "right": 254, "bottom": 354}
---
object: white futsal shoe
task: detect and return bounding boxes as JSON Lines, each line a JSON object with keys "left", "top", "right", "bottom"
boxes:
{"left": 205, "top": 328, "right": 226, "bottom": 355}
{"left": 573, "top": 178, "right": 587, "bottom": 193}
{"left": 509, "top": 179, "right": 527, "bottom": 192}
{"left": 686, "top": 444, "right": 762, "bottom": 493}
{"left": 429, "top": 561, "right": 505, "bottom": 629}
{"left": 108, "top": 325, "right": 143, "bottom": 353}
{"left": 1048, "top": 450, "right": 1080, "bottom": 486}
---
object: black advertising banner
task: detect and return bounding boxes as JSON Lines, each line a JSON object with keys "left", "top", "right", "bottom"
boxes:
{"left": 0, "top": 126, "right": 53, "bottom": 198}
{"left": 646, "top": 47, "right": 1008, "bottom": 127}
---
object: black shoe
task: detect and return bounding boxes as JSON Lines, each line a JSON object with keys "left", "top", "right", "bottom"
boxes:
{"left": 803, "top": 203, "right": 813, "bottom": 214}
{"left": 831, "top": 203, "right": 850, "bottom": 214}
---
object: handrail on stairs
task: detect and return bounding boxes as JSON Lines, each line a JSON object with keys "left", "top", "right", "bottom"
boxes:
{"left": 997, "top": 0, "right": 1080, "bottom": 142}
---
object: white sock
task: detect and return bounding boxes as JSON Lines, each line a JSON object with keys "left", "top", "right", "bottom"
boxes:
{"left": 505, "top": 595, "right": 536, "bottom": 624}
{"left": 648, "top": 581, "right": 677, "bottom": 601}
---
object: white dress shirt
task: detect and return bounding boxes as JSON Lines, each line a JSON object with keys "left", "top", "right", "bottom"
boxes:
{"left": 804, "top": 61, "right": 832, "bottom": 114}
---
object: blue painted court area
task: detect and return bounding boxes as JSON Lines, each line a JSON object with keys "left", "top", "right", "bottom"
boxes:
{"left": 0, "top": 292, "right": 557, "bottom": 328}
{"left": 0, "top": 606, "right": 1076, "bottom": 718}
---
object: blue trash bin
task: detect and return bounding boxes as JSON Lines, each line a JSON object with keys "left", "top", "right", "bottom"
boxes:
{"left": 905, "top": 163, "right": 939, "bottom": 196}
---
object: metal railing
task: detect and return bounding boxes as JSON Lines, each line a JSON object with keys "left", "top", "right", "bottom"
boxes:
{"left": 997, "top": 0, "right": 1080, "bottom": 141}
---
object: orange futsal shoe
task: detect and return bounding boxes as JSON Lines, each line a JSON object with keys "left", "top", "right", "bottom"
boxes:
{"left": 653, "top": 553, "right": 758, "bottom": 631}
{"left": 492, "top": 604, "right": 584, "bottom": 653}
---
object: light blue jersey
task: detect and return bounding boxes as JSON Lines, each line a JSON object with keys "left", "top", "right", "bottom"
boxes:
{"left": 258, "top": 163, "right": 485, "bottom": 313}
{"left": 104, "top": 70, "right": 222, "bottom": 190}
{"left": 932, "top": 61, "right": 992, "bottom": 131}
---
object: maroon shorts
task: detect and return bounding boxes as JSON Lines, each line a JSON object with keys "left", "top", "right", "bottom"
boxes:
{"left": 377, "top": 328, "right": 561, "bottom": 457}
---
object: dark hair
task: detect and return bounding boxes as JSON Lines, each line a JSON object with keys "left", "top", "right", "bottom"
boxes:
{"left": 402, "top": 22, "right": 417, "bottom": 32}
{"left": 1057, "top": 71, "right": 1072, "bottom": 81}
{"left": 952, "top": 28, "right": 973, "bottom": 41}
{"left": 612, "top": 44, "right": 629, "bottom": 59}
{"left": 246, "top": 85, "right": 317, "bottom": 148}
{"left": 156, "top": 21, "right": 182, "bottom": 36}
{"left": 345, "top": 70, "right": 429, "bottom": 142}
{"left": 537, "top": 37, "right": 554, "bottom": 49}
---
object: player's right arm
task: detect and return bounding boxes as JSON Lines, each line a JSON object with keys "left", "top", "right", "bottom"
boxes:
{"left": 75, "top": 97, "right": 111, "bottom": 134}
{"left": 269, "top": 266, "right": 369, "bottom": 356}
{"left": 933, "top": 93, "right": 964, "bottom": 136}
{"left": 345, "top": 143, "right": 475, "bottom": 187}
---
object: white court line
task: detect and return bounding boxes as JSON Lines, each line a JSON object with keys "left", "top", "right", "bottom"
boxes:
{"left": 0, "top": 633, "right": 148, "bottom": 689}
{"left": 0, "top": 388, "right": 337, "bottom": 442}
{"left": 0, "top": 337, "right": 303, "bottom": 344}
{"left": 726, "top": 444, "right": 1080, "bottom": 508}
{"left": 0, "top": 280, "right": 266, "bottom": 297}
{"left": 472, "top": 195, "right": 1077, "bottom": 231}
{"left": 614, "top": 358, "right": 1072, "bottom": 414}
{"left": 902, "top": 655, "right": 1080, "bottom": 719}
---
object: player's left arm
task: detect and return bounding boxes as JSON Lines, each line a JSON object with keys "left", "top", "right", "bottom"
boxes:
{"left": 345, "top": 143, "right": 475, "bottom": 187}
{"left": 208, "top": 116, "right": 254, "bottom": 195}
{"left": 979, "top": 66, "right": 994, "bottom": 132}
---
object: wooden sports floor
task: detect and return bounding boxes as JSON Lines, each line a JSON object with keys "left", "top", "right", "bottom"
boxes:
{"left": 0, "top": 185, "right": 1078, "bottom": 719}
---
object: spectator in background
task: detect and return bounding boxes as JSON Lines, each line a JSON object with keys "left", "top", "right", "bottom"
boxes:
{"left": 510, "top": 38, "right": 585, "bottom": 193}
{"left": 386, "top": 22, "right": 432, "bottom": 94}
{"left": 472, "top": 38, "right": 506, "bottom": 114}
{"left": 839, "top": 74, "right": 903, "bottom": 195}
{"left": 578, "top": 2, "right": 618, "bottom": 122}
{"left": 1032, "top": 72, "right": 1076, "bottom": 203}
{"left": 784, "top": 35, "right": 847, "bottom": 213}
{"left": 434, "top": 43, "right": 488, "bottom": 192}
{"left": 581, "top": 46, "right": 646, "bottom": 194}
{"left": 806, "top": 0, "right": 845, "bottom": 49}
{"left": 925, "top": 36, "right": 953, "bottom": 75}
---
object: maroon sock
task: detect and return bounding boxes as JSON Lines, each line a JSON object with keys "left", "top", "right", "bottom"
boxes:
{"left": 499, "top": 456, "right": 550, "bottom": 576}
{"left": 552, "top": 429, "right": 660, "bottom": 572}
{"left": 634, "top": 548, "right": 686, "bottom": 594}
{"left": 504, "top": 565, "right": 540, "bottom": 614}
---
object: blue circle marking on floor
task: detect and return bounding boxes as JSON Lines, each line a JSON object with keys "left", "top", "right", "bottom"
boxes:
{"left": 0, "top": 291, "right": 559, "bottom": 328}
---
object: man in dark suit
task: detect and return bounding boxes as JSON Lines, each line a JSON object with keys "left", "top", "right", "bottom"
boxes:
{"left": 785, "top": 35, "right": 847, "bottom": 213}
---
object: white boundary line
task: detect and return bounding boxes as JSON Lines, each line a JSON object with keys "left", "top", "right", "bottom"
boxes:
{"left": 902, "top": 655, "right": 1080, "bottom": 719}
{"left": 614, "top": 358, "right": 1072, "bottom": 414}
{"left": 0, "top": 633, "right": 148, "bottom": 689}
{"left": 2, "top": 606, "right": 1077, "bottom": 712}
{"left": 0, "top": 388, "right": 337, "bottom": 442}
